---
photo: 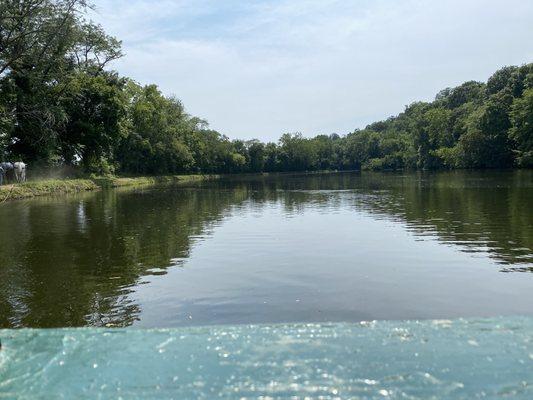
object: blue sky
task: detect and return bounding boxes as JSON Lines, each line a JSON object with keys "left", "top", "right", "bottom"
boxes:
{"left": 90, "top": 0, "right": 533, "bottom": 141}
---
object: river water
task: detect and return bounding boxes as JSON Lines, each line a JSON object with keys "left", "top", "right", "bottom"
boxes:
{"left": 0, "top": 171, "right": 532, "bottom": 328}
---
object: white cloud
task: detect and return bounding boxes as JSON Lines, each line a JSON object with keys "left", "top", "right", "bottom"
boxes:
{"left": 90, "top": 0, "right": 533, "bottom": 141}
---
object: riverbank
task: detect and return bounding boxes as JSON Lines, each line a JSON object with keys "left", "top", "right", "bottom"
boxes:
{"left": 0, "top": 174, "right": 219, "bottom": 202}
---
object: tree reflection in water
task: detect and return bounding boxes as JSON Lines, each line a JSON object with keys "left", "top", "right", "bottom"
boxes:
{"left": 0, "top": 170, "right": 531, "bottom": 328}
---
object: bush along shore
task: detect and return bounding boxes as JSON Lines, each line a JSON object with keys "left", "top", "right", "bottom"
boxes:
{"left": 0, "top": 175, "right": 219, "bottom": 203}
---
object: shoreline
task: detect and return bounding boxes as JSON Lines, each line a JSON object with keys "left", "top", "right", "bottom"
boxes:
{"left": 0, "top": 174, "right": 219, "bottom": 203}
{"left": 0, "top": 169, "right": 530, "bottom": 203}
{"left": 0, "top": 170, "right": 352, "bottom": 203}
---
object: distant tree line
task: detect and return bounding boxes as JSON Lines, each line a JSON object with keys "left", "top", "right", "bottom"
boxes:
{"left": 1, "top": 1, "right": 532, "bottom": 175}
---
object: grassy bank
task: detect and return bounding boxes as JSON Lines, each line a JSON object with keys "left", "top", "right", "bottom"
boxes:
{"left": 0, "top": 174, "right": 218, "bottom": 202}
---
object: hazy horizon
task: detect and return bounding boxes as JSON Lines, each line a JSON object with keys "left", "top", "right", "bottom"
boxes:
{"left": 91, "top": 0, "right": 533, "bottom": 142}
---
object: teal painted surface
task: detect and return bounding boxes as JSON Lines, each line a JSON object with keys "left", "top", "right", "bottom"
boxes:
{"left": 1, "top": 317, "right": 533, "bottom": 399}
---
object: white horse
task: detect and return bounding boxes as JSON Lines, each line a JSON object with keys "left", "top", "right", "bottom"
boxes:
{"left": 0, "top": 162, "right": 13, "bottom": 184}
{"left": 13, "top": 162, "right": 26, "bottom": 183}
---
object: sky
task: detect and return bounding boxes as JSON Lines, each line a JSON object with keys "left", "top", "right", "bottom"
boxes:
{"left": 90, "top": 0, "right": 533, "bottom": 142}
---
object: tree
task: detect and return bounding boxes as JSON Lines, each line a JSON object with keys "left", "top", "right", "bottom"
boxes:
{"left": 0, "top": 0, "right": 88, "bottom": 75}
{"left": 436, "top": 81, "right": 485, "bottom": 109}
{"left": 344, "top": 130, "right": 380, "bottom": 169}
{"left": 59, "top": 71, "right": 127, "bottom": 173}
{"left": 117, "top": 83, "right": 195, "bottom": 174}
{"left": 486, "top": 66, "right": 519, "bottom": 95}
{"left": 264, "top": 142, "right": 280, "bottom": 172}
{"left": 1, "top": 0, "right": 122, "bottom": 163}
{"left": 278, "top": 133, "right": 317, "bottom": 171}
{"left": 509, "top": 88, "right": 533, "bottom": 167}
{"left": 247, "top": 140, "right": 265, "bottom": 172}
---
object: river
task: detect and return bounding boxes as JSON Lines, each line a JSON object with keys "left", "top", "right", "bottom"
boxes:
{"left": 0, "top": 171, "right": 532, "bottom": 328}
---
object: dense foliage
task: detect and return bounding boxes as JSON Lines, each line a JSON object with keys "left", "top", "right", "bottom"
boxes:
{"left": 1, "top": 1, "right": 532, "bottom": 174}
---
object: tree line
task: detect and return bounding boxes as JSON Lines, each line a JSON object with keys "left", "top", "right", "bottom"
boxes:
{"left": 1, "top": 1, "right": 532, "bottom": 175}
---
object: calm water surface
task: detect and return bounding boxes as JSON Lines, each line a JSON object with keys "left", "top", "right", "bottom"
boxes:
{"left": 0, "top": 171, "right": 532, "bottom": 328}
